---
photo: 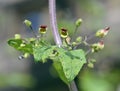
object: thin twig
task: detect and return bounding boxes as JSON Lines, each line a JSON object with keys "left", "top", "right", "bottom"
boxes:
{"left": 29, "top": 26, "right": 37, "bottom": 38}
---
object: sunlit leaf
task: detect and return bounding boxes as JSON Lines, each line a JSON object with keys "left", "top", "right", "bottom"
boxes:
{"left": 8, "top": 39, "right": 23, "bottom": 48}
{"left": 8, "top": 39, "right": 33, "bottom": 54}
{"left": 52, "top": 48, "right": 86, "bottom": 83}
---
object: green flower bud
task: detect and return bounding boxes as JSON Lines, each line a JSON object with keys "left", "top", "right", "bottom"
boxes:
{"left": 76, "top": 36, "right": 82, "bottom": 43}
{"left": 23, "top": 53, "right": 30, "bottom": 58}
{"left": 72, "top": 42, "right": 77, "bottom": 46}
{"left": 91, "top": 40, "right": 104, "bottom": 53}
{"left": 87, "top": 62, "right": 94, "bottom": 68}
{"left": 60, "top": 28, "right": 68, "bottom": 38}
{"left": 96, "top": 27, "right": 110, "bottom": 38}
{"left": 20, "top": 43, "right": 26, "bottom": 47}
{"left": 24, "top": 19, "right": 32, "bottom": 27}
{"left": 75, "top": 18, "right": 82, "bottom": 27}
{"left": 29, "top": 38, "right": 36, "bottom": 42}
{"left": 39, "top": 25, "right": 47, "bottom": 34}
{"left": 14, "top": 34, "right": 21, "bottom": 39}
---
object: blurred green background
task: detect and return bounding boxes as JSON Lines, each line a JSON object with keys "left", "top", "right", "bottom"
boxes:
{"left": 0, "top": 0, "right": 120, "bottom": 91}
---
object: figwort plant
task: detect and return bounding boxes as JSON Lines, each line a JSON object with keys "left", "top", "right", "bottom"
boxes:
{"left": 7, "top": 0, "right": 110, "bottom": 91}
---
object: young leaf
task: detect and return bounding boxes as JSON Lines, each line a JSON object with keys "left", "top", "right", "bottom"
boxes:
{"left": 8, "top": 39, "right": 23, "bottom": 49}
{"left": 8, "top": 39, "right": 33, "bottom": 54}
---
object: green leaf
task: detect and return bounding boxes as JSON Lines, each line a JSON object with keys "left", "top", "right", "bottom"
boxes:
{"left": 33, "top": 45, "right": 49, "bottom": 62}
{"left": 33, "top": 42, "right": 56, "bottom": 62}
{"left": 8, "top": 39, "right": 23, "bottom": 48}
{"left": 18, "top": 44, "right": 33, "bottom": 53}
{"left": 41, "top": 46, "right": 56, "bottom": 63}
{"left": 60, "top": 49, "right": 86, "bottom": 82}
{"left": 53, "top": 61, "right": 69, "bottom": 84}
{"left": 52, "top": 48, "right": 86, "bottom": 83}
{"left": 7, "top": 39, "right": 33, "bottom": 54}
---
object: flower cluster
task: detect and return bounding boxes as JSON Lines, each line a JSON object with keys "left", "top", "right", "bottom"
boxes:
{"left": 8, "top": 19, "right": 110, "bottom": 68}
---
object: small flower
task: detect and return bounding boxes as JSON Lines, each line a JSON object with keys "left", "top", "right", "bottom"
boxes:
{"left": 91, "top": 40, "right": 104, "bottom": 52}
{"left": 14, "top": 34, "right": 21, "bottom": 39}
{"left": 96, "top": 27, "right": 110, "bottom": 38}
{"left": 60, "top": 28, "right": 68, "bottom": 38}
{"left": 75, "top": 18, "right": 82, "bottom": 27}
{"left": 39, "top": 25, "right": 47, "bottom": 34}
{"left": 23, "top": 19, "right": 32, "bottom": 27}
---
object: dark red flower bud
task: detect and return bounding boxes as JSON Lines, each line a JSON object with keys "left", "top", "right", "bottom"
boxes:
{"left": 39, "top": 25, "right": 47, "bottom": 34}
{"left": 60, "top": 28, "right": 68, "bottom": 38}
{"left": 96, "top": 27, "right": 110, "bottom": 38}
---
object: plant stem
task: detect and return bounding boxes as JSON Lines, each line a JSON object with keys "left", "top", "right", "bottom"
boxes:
{"left": 71, "top": 26, "right": 78, "bottom": 42}
{"left": 68, "top": 81, "right": 78, "bottom": 91}
{"left": 48, "top": 0, "right": 78, "bottom": 91}
{"left": 49, "top": 0, "right": 62, "bottom": 47}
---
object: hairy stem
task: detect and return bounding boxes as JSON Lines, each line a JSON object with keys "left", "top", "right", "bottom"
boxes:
{"left": 49, "top": 0, "right": 62, "bottom": 47}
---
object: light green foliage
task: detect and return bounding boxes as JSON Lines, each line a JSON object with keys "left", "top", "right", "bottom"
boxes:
{"left": 53, "top": 61, "right": 69, "bottom": 84}
{"left": 33, "top": 43, "right": 86, "bottom": 84}
{"left": 8, "top": 35, "right": 86, "bottom": 84}
{"left": 7, "top": 39, "right": 33, "bottom": 54}
{"left": 33, "top": 45, "right": 55, "bottom": 63}
{"left": 51, "top": 48, "right": 86, "bottom": 84}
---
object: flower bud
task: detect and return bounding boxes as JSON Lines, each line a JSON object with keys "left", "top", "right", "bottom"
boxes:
{"left": 76, "top": 36, "right": 82, "bottom": 43}
{"left": 98, "top": 40, "right": 104, "bottom": 50}
{"left": 24, "top": 19, "right": 32, "bottom": 27}
{"left": 96, "top": 27, "right": 110, "bottom": 38}
{"left": 72, "top": 42, "right": 77, "bottom": 46}
{"left": 60, "top": 28, "right": 68, "bottom": 38}
{"left": 90, "top": 59, "right": 96, "bottom": 63}
{"left": 39, "top": 25, "right": 47, "bottom": 34}
{"left": 23, "top": 53, "right": 30, "bottom": 58}
{"left": 15, "top": 34, "right": 21, "bottom": 39}
{"left": 75, "top": 18, "right": 82, "bottom": 27}
{"left": 29, "top": 38, "right": 36, "bottom": 43}
{"left": 20, "top": 43, "right": 26, "bottom": 47}
{"left": 91, "top": 40, "right": 104, "bottom": 52}
{"left": 87, "top": 62, "right": 94, "bottom": 68}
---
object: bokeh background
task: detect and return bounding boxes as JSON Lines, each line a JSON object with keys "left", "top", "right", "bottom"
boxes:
{"left": 0, "top": 0, "right": 120, "bottom": 91}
